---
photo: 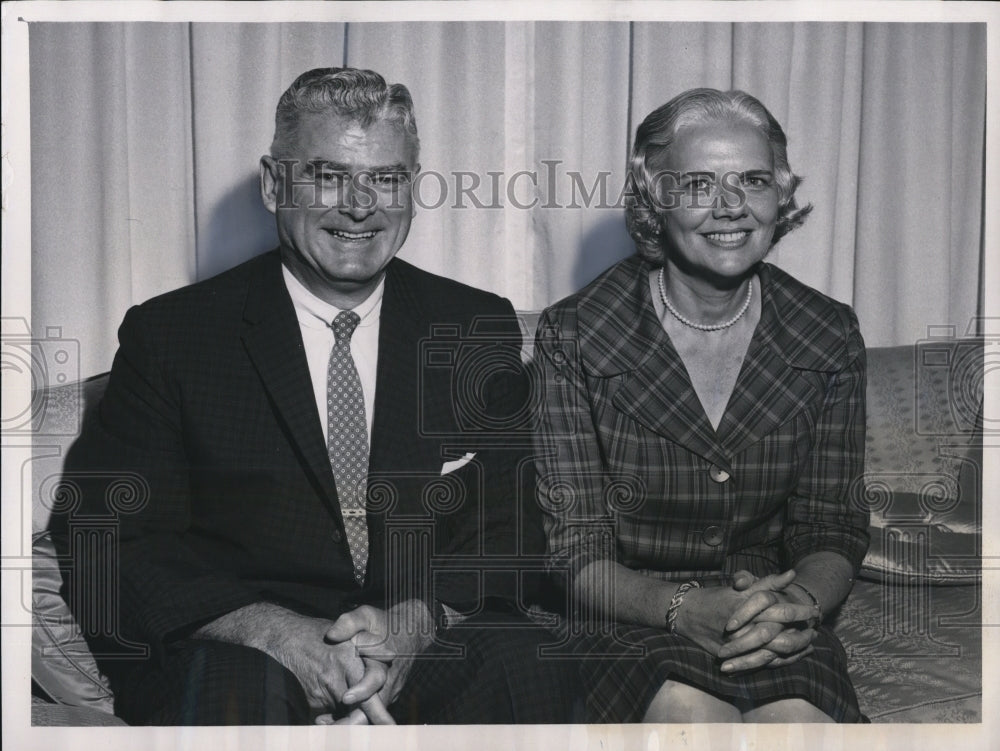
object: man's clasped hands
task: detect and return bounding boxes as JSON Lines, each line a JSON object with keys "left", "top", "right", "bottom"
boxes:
{"left": 269, "top": 599, "right": 433, "bottom": 726}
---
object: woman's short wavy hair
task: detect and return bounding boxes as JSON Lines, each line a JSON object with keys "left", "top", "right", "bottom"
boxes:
{"left": 626, "top": 88, "right": 812, "bottom": 264}
{"left": 271, "top": 67, "right": 420, "bottom": 159}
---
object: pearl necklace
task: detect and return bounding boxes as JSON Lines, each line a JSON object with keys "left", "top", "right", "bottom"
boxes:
{"left": 657, "top": 267, "right": 753, "bottom": 332}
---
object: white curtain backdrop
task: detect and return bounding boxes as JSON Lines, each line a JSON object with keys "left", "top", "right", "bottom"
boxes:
{"left": 29, "top": 22, "right": 986, "bottom": 378}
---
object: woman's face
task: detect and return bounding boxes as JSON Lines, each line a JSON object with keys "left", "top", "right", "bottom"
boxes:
{"left": 654, "top": 119, "right": 779, "bottom": 287}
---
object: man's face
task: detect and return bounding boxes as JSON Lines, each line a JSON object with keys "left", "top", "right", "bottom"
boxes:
{"left": 261, "top": 111, "right": 417, "bottom": 307}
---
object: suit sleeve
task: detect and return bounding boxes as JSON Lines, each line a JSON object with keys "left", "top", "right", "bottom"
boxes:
{"left": 61, "top": 305, "right": 263, "bottom": 661}
{"left": 783, "top": 306, "right": 871, "bottom": 572}
{"left": 532, "top": 306, "right": 619, "bottom": 592}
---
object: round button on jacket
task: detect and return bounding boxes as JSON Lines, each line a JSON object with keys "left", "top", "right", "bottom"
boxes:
{"left": 331, "top": 529, "right": 343, "bottom": 544}
{"left": 702, "top": 526, "right": 725, "bottom": 546}
{"left": 708, "top": 465, "right": 731, "bottom": 483}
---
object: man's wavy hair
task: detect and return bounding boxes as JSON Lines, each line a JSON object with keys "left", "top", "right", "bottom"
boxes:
{"left": 271, "top": 67, "right": 420, "bottom": 159}
{"left": 625, "top": 88, "right": 812, "bottom": 265}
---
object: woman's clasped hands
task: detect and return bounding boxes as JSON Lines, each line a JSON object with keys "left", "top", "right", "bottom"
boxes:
{"left": 672, "top": 569, "right": 821, "bottom": 674}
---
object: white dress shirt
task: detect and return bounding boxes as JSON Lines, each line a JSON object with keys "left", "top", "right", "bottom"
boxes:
{"left": 285, "top": 264, "right": 466, "bottom": 624}
{"left": 282, "top": 264, "right": 383, "bottom": 445}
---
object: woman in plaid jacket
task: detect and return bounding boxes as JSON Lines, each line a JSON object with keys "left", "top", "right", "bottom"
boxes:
{"left": 534, "top": 89, "right": 870, "bottom": 722}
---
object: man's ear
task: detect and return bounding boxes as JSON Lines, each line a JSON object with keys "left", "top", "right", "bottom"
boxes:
{"left": 260, "top": 155, "right": 281, "bottom": 215}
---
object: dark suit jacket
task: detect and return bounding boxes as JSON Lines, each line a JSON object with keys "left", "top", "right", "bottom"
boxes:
{"left": 534, "top": 255, "right": 870, "bottom": 585}
{"left": 60, "top": 250, "right": 543, "bottom": 662}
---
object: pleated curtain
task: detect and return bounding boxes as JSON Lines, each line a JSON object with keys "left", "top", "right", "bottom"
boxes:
{"left": 29, "top": 22, "right": 986, "bottom": 377}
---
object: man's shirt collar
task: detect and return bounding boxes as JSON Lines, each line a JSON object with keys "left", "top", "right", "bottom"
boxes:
{"left": 282, "top": 264, "right": 385, "bottom": 331}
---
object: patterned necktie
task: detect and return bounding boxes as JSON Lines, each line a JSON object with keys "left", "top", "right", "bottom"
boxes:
{"left": 327, "top": 311, "right": 369, "bottom": 585}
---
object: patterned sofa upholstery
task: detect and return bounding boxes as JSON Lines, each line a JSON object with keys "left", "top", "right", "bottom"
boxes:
{"left": 825, "top": 341, "right": 983, "bottom": 721}
{"left": 28, "top": 319, "right": 983, "bottom": 725}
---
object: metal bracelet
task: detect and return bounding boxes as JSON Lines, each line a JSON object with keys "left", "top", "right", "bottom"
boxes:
{"left": 788, "top": 581, "right": 823, "bottom": 621}
{"left": 665, "top": 579, "right": 702, "bottom": 634}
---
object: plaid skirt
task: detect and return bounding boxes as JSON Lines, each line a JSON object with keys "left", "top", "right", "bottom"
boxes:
{"left": 575, "top": 623, "right": 865, "bottom": 723}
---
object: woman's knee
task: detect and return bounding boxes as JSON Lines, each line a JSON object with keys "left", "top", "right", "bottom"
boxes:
{"left": 642, "top": 680, "right": 742, "bottom": 723}
{"left": 742, "top": 697, "right": 834, "bottom": 723}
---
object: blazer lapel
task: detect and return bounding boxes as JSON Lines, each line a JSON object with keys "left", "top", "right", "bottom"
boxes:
{"left": 577, "top": 259, "right": 849, "bottom": 468}
{"left": 613, "top": 346, "right": 731, "bottom": 470}
{"left": 580, "top": 256, "right": 728, "bottom": 468}
{"left": 240, "top": 251, "right": 339, "bottom": 511}
{"left": 718, "top": 263, "right": 849, "bottom": 458}
{"left": 717, "top": 331, "right": 818, "bottom": 459}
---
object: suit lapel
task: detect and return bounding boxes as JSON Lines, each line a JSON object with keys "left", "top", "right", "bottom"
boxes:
{"left": 365, "top": 260, "right": 443, "bottom": 595}
{"left": 240, "top": 251, "right": 340, "bottom": 511}
{"left": 368, "top": 260, "right": 435, "bottom": 480}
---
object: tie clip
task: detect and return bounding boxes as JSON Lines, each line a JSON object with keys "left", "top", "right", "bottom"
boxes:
{"left": 341, "top": 508, "right": 367, "bottom": 518}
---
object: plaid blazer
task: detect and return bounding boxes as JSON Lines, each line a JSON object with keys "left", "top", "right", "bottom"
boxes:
{"left": 534, "top": 255, "right": 870, "bottom": 585}
{"left": 60, "top": 250, "right": 540, "bottom": 661}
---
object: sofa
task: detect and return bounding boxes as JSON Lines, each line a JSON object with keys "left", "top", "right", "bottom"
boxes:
{"left": 27, "top": 318, "right": 984, "bottom": 725}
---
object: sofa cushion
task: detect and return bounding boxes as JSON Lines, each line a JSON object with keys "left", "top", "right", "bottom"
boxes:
{"left": 861, "top": 515, "right": 979, "bottom": 584}
{"left": 31, "top": 697, "right": 127, "bottom": 726}
{"left": 31, "top": 375, "right": 117, "bottom": 717}
{"left": 860, "top": 341, "right": 982, "bottom": 584}
{"left": 32, "top": 532, "right": 115, "bottom": 715}
{"left": 831, "top": 579, "right": 981, "bottom": 722}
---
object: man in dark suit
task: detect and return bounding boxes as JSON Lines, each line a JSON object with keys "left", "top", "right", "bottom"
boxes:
{"left": 58, "top": 67, "right": 574, "bottom": 725}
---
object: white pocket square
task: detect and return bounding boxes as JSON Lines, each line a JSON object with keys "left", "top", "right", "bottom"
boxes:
{"left": 440, "top": 452, "right": 477, "bottom": 475}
